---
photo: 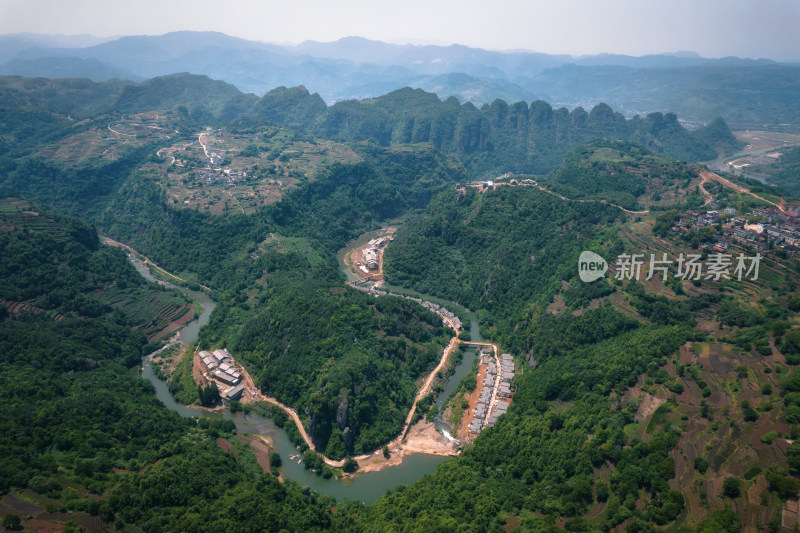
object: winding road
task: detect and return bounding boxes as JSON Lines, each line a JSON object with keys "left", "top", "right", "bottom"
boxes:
{"left": 699, "top": 170, "right": 785, "bottom": 212}
{"left": 119, "top": 231, "right": 498, "bottom": 469}
{"left": 235, "top": 286, "right": 489, "bottom": 467}
{"left": 533, "top": 184, "right": 650, "bottom": 214}
{"left": 533, "top": 169, "right": 782, "bottom": 216}
{"left": 230, "top": 238, "right": 497, "bottom": 467}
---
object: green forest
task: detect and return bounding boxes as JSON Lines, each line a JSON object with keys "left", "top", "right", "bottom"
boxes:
{"left": 1, "top": 71, "right": 798, "bottom": 532}
{"left": 199, "top": 261, "right": 452, "bottom": 458}
{"left": 383, "top": 184, "right": 622, "bottom": 333}
{"left": 0, "top": 73, "right": 740, "bottom": 179}
{"left": 0, "top": 198, "right": 191, "bottom": 338}
{"left": 0, "top": 201, "right": 339, "bottom": 531}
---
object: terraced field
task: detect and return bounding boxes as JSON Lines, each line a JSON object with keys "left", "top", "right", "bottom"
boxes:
{"left": 1, "top": 197, "right": 193, "bottom": 341}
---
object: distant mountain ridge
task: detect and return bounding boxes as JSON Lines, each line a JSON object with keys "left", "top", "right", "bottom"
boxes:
{"left": 0, "top": 72, "right": 742, "bottom": 178}
{"left": 0, "top": 31, "right": 796, "bottom": 130}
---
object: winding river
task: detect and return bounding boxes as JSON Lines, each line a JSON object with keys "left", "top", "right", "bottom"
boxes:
{"left": 129, "top": 240, "right": 480, "bottom": 503}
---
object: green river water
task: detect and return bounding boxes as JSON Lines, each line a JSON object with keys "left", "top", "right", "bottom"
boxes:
{"left": 131, "top": 239, "right": 480, "bottom": 503}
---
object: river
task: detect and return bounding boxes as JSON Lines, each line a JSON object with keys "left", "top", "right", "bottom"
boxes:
{"left": 705, "top": 141, "right": 800, "bottom": 185}
{"left": 336, "top": 231, "right": 484, "bottom": 441}
{"left": 127, "top": 253, "right": 216, "bottom": 342}
{"left": 129, "top": 245, "right": 475, "bottom": 503}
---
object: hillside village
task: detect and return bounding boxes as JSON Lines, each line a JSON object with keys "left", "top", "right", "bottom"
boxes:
{"left": 671, "top": 203, "right": 800, "bottom": 254}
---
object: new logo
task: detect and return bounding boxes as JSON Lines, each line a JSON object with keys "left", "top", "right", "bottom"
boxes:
{"left": 578, "top": 251, "right": 608, "bottom": 282}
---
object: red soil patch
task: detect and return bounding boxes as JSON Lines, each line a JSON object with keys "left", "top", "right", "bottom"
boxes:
{"left": 749, "top": 420, "right": 790, "bottom": 449}
{"left": 33, "top": 512, "right": 106, "bottom": 533}
{"left": 458, "top": 352, "right": 487, "bottom": 440}
{"left": 1, "top": 493, "right": 45, "bottom": 515}
{"left": 679, "top": 342, "right": 697, "bottom": 365}
{"left": 216, "top": 437, "right": 237, "bottom": 457}
{"left": 148, "top": 303, "right": 194, "bottom": 341}
{"left": 193, "top": 350, "right": 210, "bottom": 389}
{"left": 783, "top": 498, "right": 799, "bottom": 530}
{"left": 238, "top": 435, "right": 272, "bottom": 474}
{"left": 628, "top": 388, "right": 665, "bottom": 423}
{"left": 21, "top": 518, "right": 63, "bottom": 533}
{"left": 138, "top": 458, "right": 164, "bottom": 474}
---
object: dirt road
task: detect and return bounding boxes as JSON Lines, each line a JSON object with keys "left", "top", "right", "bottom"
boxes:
{"left": 225, "top": 235, "right": 476, "bottom": 469}
{"left": 534, "top": 185, "right": 650, "bottom": 214}
{"left": 233, "top": 317, "right": 464, "bottom": 468}
{"left": 699, "top": 170, "right": 785, "bottom": 212}
{"left": 198, "top": 132, "right": 210, "bottom": 159}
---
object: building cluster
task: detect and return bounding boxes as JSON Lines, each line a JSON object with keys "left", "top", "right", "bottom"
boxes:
{"left": 469, "top": 349, "right": 514, "bottom": 434}
{"left": 748, "top": 206, "right": 800, "bottom": 250}
{"left": 472, "top": 176, "right": 536, "bottom": 190}
{"left": 671, "top": 204, "right": 800, "bottom": 254}
{"left": 350, "top": 283, "right": 463, "bottom": 331}
{"left": 498, "top": 353, "right": 514, "bottom": 398}
{"left": 678, "top": 209, "right": 722, "bottom": 228}
{"left": 361, "top": 237, "right": 389, "bottom": 270}
{"left": 200, "top": 348, "right": 242, "bottom": 386}
{"left": 415, "top": 299, "right": 462, "bottom": 331}
{"left": 209, "top": 150, "right": 225, "bottom": 166}
{"left": 196, "top": 169, "right": 245, "bottom": 186}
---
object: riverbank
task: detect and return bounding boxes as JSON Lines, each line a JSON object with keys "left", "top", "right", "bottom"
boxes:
{"left": 124, "top": 228, "right": 487, "bottom": 493}
{"left": 198, "top": 309, "right": 463, "bottom": 472}
{"left": 101, "top": 235, "right": 212, "bottom": 292}
{"left": 177, "top": 226, "right": 473, "bottom": 474}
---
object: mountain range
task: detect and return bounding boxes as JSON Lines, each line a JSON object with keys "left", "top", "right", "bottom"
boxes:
{"left": 1, "top": 31, "right": 798, "bottom": 129}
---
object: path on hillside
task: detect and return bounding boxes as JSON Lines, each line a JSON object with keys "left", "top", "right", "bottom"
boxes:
{"left": 233, "top": 238, "right": 499, "bottom": 468}
{"left": 119, "top": 230, "right": 471, "bottom": 467}
{"left": 123, "top": 229, "right": 496, "bottom": 468}
{"left": 227, "top": 191, "right": 245, "bottom": 214}
{"left": 107, "top": 122, "right": 135, "bottom": 137}
{"left": 198, "top": 132, "right": 211, "bottom": 161}
{"left": 240, "top": 288, "right": 490, "bottom": 467}
{"left": 156, "top": 147, "right": 176, "bottom": 165}
{"left": 534, "top": 185, "right": 650, "bottom": 214}
{"left": 100, "top": 236, "right": 212, "bottom": 291}
{"left": 699, "top": 170, "right": 785, "bottom": 212}
{"left": 236, "top": 328, "right": 476, "bottom": 467}
{"left": 698, "top": 173, "right": 714, "bottom": 206}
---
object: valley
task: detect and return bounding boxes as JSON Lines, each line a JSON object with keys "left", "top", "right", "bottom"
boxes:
{"left": 124, "top": 228, "right": 473, "bottom": 493}
{"left": 707, "top": 130, "right": 800, "bottom": 185}
{"left": 3, "top": 61, "right": 800, "bottom": 532}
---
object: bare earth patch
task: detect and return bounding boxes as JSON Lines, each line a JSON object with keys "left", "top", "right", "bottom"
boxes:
{"left": 355, "top": 420, "right": 458, "bottom": 474}
{"left": 237, "top": 435, "right": 272, "bottom": 475}
{"left": 629, "top": 389, "right": 666, "bottom": 422}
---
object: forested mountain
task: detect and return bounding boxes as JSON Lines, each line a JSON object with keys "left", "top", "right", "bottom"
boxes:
{"left": 0, "top": 72, "right": 739, "bottom": 181}
{"left": 201, "top": 265, "right": 452, "bottom": 458}
{"left": 0, "top": 199, "right": 339, "bottom": 531}
{"left": 310, "top": 90, "right": 739, "bottom": 173}
{"left": 384, "top": 185, "right": 622, "bottom": 327}
{"left": 0, "top": 197, "right": 191, "bottom": 338}
{"left": 1, "top": 31, "right": 797, "bottom": 129}
{"left": 545, "top": 140, "right": 701, "bottom": 210}
{"left": 377, "top": 160, "right": 800, "bottom": 529}
{"left": 1, "top": 67, "right": 798, "bottom": 532}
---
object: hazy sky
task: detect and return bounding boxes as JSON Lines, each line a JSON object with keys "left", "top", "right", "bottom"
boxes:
{"left": 1, "top": 0, "right": 798, "bottom": 60}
